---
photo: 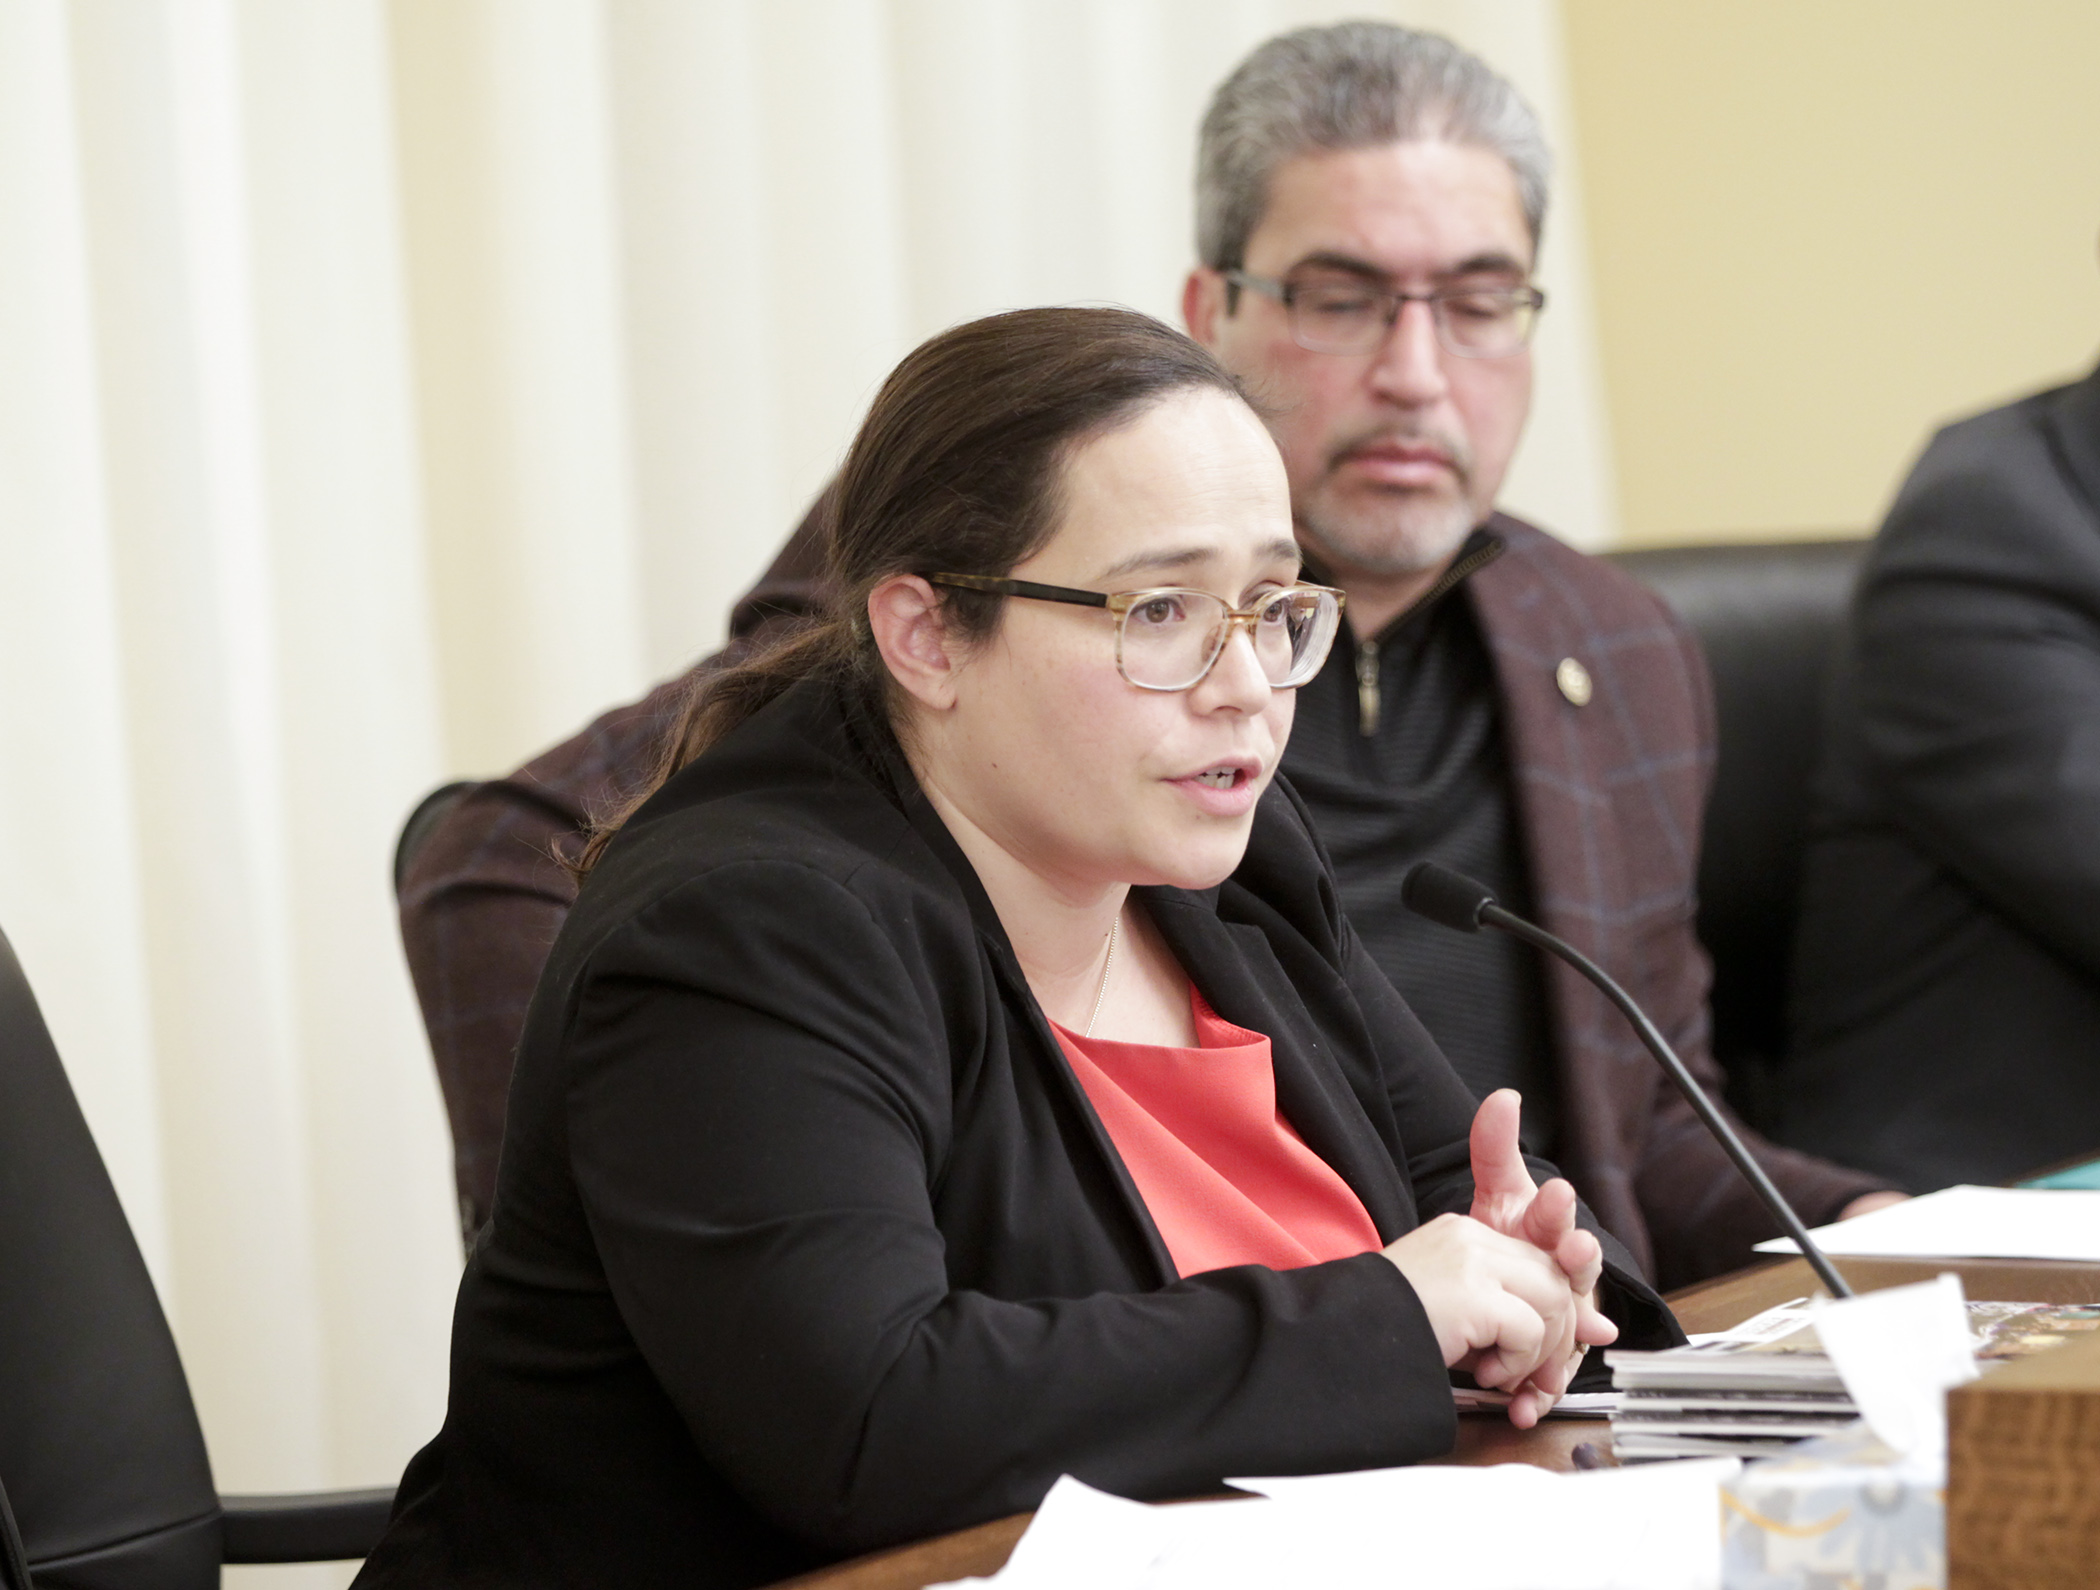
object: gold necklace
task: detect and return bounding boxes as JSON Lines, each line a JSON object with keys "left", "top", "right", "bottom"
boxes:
{"left": 1083, "top": 911, "right": 1121, "bottom": 1039}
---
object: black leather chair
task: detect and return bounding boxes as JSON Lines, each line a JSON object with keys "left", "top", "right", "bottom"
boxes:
{"left": 0, "top": 923, "right": 394, "bottom": 1588}
{"left": 1606, "top": 538, "right": 1868, "bottom": 1127}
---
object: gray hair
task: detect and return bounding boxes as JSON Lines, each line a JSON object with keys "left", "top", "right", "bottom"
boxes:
{"left": 1196, "top": 21, "right": 1552, "bottom": 270}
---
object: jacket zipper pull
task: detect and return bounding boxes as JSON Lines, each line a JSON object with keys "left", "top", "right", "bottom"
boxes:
{"left": 1355, "top": 639, "right": 1381, "bottom": 737}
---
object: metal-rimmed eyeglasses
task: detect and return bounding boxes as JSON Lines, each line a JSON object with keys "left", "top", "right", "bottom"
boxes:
{"left": 927, "top": 574, "right": 1345, "bottom": 692}
{"left": 1224, "top": 269, "right": 1546, "bottom": 359}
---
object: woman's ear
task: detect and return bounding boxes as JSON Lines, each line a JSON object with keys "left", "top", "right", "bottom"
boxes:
{"left": 867, "top": 575, "right": 965, "bottom": 710}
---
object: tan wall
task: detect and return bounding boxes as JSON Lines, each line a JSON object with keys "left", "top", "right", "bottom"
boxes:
{"left": 1563, "top": 1, "right": 2100, "bottom": 545}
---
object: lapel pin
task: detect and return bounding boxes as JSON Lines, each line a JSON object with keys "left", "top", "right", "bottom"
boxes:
{"left": 1556, "top": 656, "right": 1592, "bottom": 707}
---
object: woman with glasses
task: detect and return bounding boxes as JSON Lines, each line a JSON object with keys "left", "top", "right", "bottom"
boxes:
{"left": 356, "top": 307, "right": 1677, "bottom": 1590}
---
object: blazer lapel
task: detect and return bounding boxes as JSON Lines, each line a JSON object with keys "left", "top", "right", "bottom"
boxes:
{"left": 1466, "top": 535, "right": 1633, "bottom": 977}
{"left": 984, "top": 945, "right": 1182, "bottom": 1285}
{"left": 1143, "top": 894, "right": 1415, "bottom": 1241}
{"left": 1464, "top": 526, "right": 1657, "bottom": 1222}
{"left": 866, "top": 722, "right": 1182, "bottom": 1285}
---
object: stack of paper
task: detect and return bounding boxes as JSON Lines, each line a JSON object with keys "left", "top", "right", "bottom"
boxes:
{"left": 1605, "top": 1294, "right": 2100, "bottom": 1462}
{"left": 1608, "top": 1299, "right": 1856, "bottom": 1461}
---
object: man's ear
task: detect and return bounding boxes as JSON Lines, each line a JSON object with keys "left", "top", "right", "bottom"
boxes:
{"left": 867, "top": 575, "right": 965, "bottom": 710}
{"left": 1182, "top": 267, "right": 1225, "bottom": 349}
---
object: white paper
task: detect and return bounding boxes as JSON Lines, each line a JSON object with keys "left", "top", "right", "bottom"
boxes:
{"left": 1234, "top": 1459, "right": 1736, "bottom": 1589}
{"left": 938, "top": 1476, "right": 1172, "bottom": 1590}
{"left": 932, "top": 1459, "right": 1740, "bottom": 1590}
{"left": 1753, "top": 1184, "right": 2100, "bottom": 1261}
{"left": 1809, "top": 1273, "right": 1978, "bottom": 1474}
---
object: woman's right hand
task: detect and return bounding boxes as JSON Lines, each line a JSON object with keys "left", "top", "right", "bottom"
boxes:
{"left": 1379, "top": 1212, "right": 1590, "bottom": 1408}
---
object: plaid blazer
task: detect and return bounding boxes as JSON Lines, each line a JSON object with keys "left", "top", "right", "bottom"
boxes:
{"left": 401, "top": 506, "right": 1885, "bottom": 1280}
{"left": 1466, "top": 514, "right": 1882, "bottom": 1283}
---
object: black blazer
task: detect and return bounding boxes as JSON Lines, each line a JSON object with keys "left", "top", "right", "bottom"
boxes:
{"left": 1784, "top": 362, "right": 2100, "bottom": 1188}
{"left": 358, "top": 676, "right": 1678, "bottom": 1589}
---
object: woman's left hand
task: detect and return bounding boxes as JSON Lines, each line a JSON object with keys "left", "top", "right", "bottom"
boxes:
{"left": 1463, "top": 1089, "right": 1618, "bottom": 1426}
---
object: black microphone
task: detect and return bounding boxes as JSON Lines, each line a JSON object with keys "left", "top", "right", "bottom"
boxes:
{"left": 1400, "top": 860, "right": 1854, "bottom": 1300}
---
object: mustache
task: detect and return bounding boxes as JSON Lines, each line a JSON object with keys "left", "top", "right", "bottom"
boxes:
{"left": 1325, "top": 425, "right": 1475, "bottom": 483}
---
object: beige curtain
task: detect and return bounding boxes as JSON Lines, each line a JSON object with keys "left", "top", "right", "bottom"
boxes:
{"left": 0, "top": 2, "right": 1612, "bottom": 1581}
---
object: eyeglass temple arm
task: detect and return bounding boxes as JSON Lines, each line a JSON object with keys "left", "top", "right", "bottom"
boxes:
{"left": 926, "top": 574, "right": 1107, "bottom": 609}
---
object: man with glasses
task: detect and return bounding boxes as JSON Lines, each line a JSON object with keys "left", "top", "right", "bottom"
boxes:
{"left": 402, "top": 21, "right": 1894, "bottom": 1282}
{"left": 1178, "top": 23, "right": 1896, "bottom": 1286}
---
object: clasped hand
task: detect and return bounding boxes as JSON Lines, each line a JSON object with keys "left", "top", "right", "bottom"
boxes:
{"left": 1381, "top": 1089, "right": 1618, "bottom": 1428}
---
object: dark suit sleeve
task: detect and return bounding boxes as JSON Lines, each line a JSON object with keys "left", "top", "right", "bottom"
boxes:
{"left": 1637, "top": 1080, "right": 1888, "bottom": 1288}
{"left": 398, "top": 501, "right": 834, "bottom": 1233}
{"left": 563, "top": 861, "right": 1456, "bottom": 1557}
{"left": 1849, "top": 451, "right": 2100, "bottom": 978}
{"left": 1627, "top": 617, "right": 1893, "bottom": 1287}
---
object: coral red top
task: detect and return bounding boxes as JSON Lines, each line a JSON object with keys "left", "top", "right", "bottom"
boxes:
{"left": 1051, "top": 989, "right": 1384, "bottom": 1278}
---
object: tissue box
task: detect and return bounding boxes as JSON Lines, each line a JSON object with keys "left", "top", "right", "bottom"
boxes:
{"left": 1720, "top": 1424, "right": 1943, "bottom": 1590}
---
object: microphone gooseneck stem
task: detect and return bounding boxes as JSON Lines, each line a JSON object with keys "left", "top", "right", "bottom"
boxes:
{"left": 1478, "top": 902, "right": 1855, "bottom": 1301}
